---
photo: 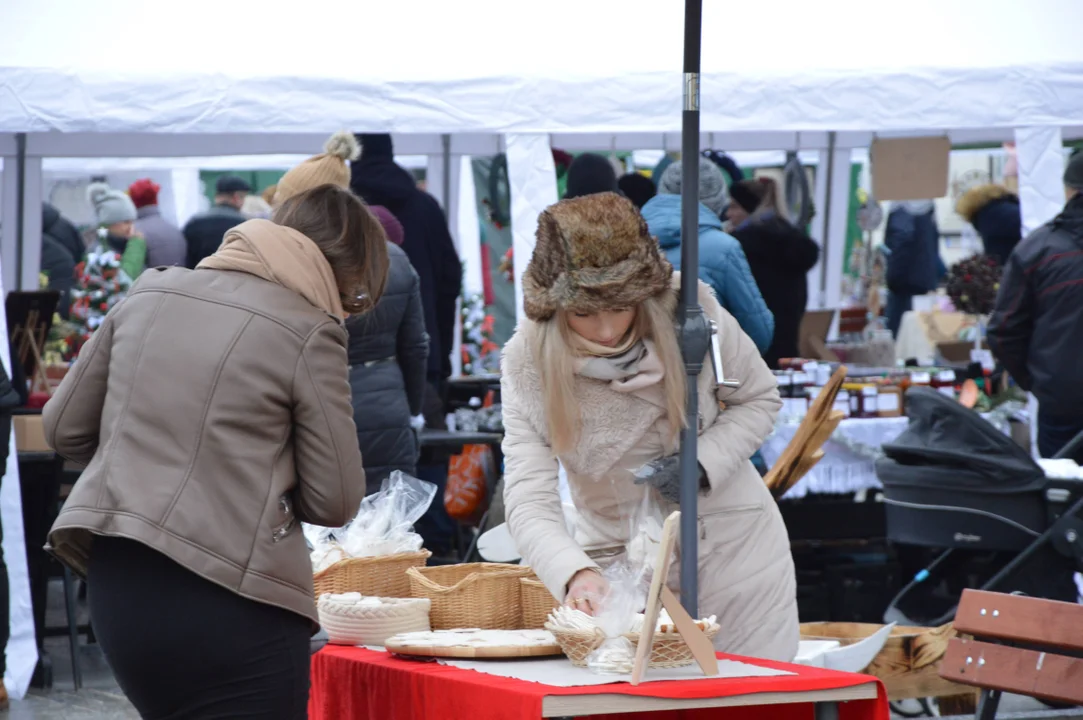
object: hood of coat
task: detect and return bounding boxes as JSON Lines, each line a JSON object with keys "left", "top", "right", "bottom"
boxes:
{"left": 640, "top": 194, "right": 723, "bottom": 251}
{"left": 42, "top": 202, "right": 61, "bottom": 230}
{"left": 197, "top": 219, "right": 345, "bottom": 319}
{"left": 732, "top": 214, "right": 820, "bottom": 272}
{"left": 350, "top": 157, "right": 418, "bottom": 208}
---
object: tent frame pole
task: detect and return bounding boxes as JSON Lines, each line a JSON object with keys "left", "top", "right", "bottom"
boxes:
{"left": 677, "top": 0, "right": 706, "bottom": 618}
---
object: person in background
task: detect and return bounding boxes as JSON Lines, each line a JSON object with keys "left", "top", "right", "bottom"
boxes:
{"left": 564, "top": 153, "right": 620, "bottom": 199}
{"left": 0, "top": 355, "right": 25, "bottom": 710}
{"left": 129, "top": 179, "right": 186, "bottom": 267}
{"left": 183, "top": 175, "right": 250, "bottom": 269}
{"left": 241, "top": 194, "right": 273, "bottom": 219}
{"left": 617, "top": 172, "right": 657, "bottom": 210}
{"left": 350, "top": 133, "right": 462, "bottom": 557}
{"left": 44, "top": 185, "right": 387, "bottom": 718}
{"left": 881, "top": 200, "right": 941, "bottom": 338}
{"left": 988, "top": 151, "right": 1083, "bottom": 461}
{"left": 84, "top": 183, "right": 147, "bottom": 279}
{"left": 641, "top": 158, "right": 774, "bottom": 353}
{"left": 727, "top": 178, "right": 820, "bottom": 367}
{"left": 348, "top": 206, "right": 429, "bottom": 493}
{"left": 42, "top": 202, "right": 84, "bottom": 264}
{"left": 956, "top": 183, "right": 1022, "bottom": 266}
{"left": 41, "top": 204, "right": 77, "bottom": 317}
{"left": 704, "top": 149, "right": 746, "bottom": 188}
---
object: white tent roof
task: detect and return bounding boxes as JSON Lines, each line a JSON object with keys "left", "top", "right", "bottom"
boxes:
{"left": 3, "top": 0, "right": 1082, "bottom": 138}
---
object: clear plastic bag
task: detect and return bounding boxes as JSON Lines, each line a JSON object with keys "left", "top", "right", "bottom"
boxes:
{"left": 306, "top": 471, "right": 437, "bottom": 568}
{"left": 584, "top": 492, "right": 663, "bottom": 675}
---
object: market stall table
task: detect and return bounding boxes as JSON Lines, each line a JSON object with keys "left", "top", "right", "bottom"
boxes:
{"left": 309, "top": 646, "right": 886, "bottom": 720}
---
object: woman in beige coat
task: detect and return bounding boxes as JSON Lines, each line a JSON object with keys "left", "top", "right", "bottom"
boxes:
{"left": 44, "top": 185, "right": 388, "bottom": 718}
{"left": 501, "top": 192, "right": 798, "bottom": 661}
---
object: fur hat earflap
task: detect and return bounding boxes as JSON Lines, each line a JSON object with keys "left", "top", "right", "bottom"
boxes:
{"left": 522, "top": 192, "right": 673, "bottom": 322}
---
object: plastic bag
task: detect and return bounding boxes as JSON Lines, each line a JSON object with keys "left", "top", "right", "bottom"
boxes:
{"left": 584, "top": 492, "right": 662, "bottom": 675}
{"left": 306, "top": 471, "right": 437, "bottom": 568}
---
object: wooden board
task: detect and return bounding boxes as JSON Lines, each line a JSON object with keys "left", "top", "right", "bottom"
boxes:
{"left": 941, "top": 637, "right": 1083, "bottom": 705}
{"left": 631, "top": 511, "right": 679, "bottom": 686}
{"left": 953, "top": 589, "right": 1083, "bottom": 652}
{"left": 385, "top": 640, "right": 564, "bottom": 659}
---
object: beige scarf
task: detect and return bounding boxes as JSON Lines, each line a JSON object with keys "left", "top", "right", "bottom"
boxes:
{"left": 198, "top": 219, "right": 345, "bottom": 319}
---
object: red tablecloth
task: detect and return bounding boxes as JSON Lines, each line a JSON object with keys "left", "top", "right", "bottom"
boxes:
{"left": 309, "top": 647, "right": 888, "bottom": 720}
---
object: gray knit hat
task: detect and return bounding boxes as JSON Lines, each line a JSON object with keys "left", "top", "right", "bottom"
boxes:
{"left": 87, "top": 182, "right": 137, "bottom": 226}
{"left": 658, "top": 157, "right": 728, "bottom": 216}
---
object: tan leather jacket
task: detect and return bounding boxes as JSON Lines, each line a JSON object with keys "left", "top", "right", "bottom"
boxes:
{"left": 45, "top": 262, "right": 365, "bottom": 627}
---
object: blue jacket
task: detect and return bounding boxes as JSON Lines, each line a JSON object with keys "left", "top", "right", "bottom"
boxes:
{"left": 642, "top": 194, "right": 774, "bottom": 352}
{"left": 884, "top": 206, "right": 940, "bottom": 296}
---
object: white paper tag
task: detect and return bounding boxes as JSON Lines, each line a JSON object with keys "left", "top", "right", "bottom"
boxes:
{"left": 971, "top": 349, "right": 995, "bottom": 372}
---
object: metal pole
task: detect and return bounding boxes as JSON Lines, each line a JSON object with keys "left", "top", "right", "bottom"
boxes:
{"left": 817, "top": 131, "right": 837, "bottom": 300}
{"left": 678, "top": 0, "right": 707, "bottom": 618}
{"left": 14, "top": 133, "right": 26, "bottom": 291}
{"left": 441, "top": 133, "right": 452, "bottom": 214}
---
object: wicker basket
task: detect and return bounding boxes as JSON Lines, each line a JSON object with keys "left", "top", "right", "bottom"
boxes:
{"left": 313, "top": 550, "right": 431, "bottom": 600}
{"left": 317, "top": 595, "right": 432, "bottom": 646}
{"left": 546, "top": 622, "right": 721, "bottom": 669}
{"left": 519, "top": 577, "right": 560, "bottom": 629}
{"left": 407, "top": 563, "right": 534, "bottom": 630}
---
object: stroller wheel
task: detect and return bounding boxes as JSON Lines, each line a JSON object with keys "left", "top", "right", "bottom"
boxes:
{"left": 889, "top": 699, "right": 936, "bottom": 717}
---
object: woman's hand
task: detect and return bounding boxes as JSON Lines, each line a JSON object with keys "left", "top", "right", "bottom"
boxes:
{"left": 565, "top": 568, "right": 608, "bottom": 616}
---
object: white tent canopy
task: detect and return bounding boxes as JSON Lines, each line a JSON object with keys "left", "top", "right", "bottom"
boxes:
{"left": 3, "top": 0, "right": 1083, "bottom": 138}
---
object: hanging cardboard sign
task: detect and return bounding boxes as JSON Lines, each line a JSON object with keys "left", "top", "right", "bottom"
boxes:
{"left": 870, "top": 136, "right": 951, "bottom": 201}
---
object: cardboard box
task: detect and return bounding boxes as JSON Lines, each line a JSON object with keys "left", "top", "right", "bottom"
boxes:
{"left": 14, "top": 415, "right": 50, "bottom": 452}
{"left": 870, "top": 136, "right": 951, "bottom": 201}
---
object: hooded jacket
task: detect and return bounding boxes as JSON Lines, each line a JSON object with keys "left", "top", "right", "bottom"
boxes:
{"left": 884, "top": 203, "right": 940, "bottom": 297}
{"left": 957, "top": 185, "right": 1022, "bottom": 266}
{"left": 988, "top": 195, "right": 1083, "bottom": 419}
{"left": 641, "top": 194, "right": 774, "bottom": 353}
{"left": 350, "top": 135, "right": 462, "bottom": 382}
{"left": 45, "top": 219, "right": 365, "bottom": 628}
{"left": 42, "top": 203, "right": 85, "bottom": 264}
{"left": 731, "top": 213, "right": 820, "bottom": 368}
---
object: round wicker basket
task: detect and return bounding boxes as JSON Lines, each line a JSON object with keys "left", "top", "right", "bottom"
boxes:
{"left": 519, "top": 578, "right": 560, "bottom": 629}
{"left": 317, "top": 596, "right": 432, "bottom": 647}
{"left": 407, "top": 563, "right": 534, "bottom": 630}
{"left": 546, "top": 622, "right": 721, "bottom": 669}
{"left": 313, "top": 550, "right": 431, "bottom": 601}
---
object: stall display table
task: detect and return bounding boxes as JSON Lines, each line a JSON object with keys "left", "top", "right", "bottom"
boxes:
{"left": 762, "top": 417, "right": 908, "bottom": 499}
{"left": 309, "top": 646, "right": 886, "bottom": 720}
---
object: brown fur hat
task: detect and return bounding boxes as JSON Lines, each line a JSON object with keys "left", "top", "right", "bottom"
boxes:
{"left": 522, "top": 192, "right": 673, "bottom": 322}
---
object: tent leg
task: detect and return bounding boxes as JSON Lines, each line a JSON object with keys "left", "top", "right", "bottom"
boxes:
{"left": 677, "top": 0, "right": 705, "bottom": 619}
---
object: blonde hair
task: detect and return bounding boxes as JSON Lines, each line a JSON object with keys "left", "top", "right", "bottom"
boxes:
{"left": 532, "top": 294, "right": 686, "bottom": 455}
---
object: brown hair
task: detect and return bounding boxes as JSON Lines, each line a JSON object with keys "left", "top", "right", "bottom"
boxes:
{"left": 261, "top": 184, "right": 277, "bottom": 205}
{"left": 732, "top": 177, "right": 782, "bottom": 217}
{"left": 272, "top": 184, "right": 389, "bottom": 314}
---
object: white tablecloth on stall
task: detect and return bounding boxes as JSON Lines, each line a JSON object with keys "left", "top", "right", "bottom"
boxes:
{"left": 438, "top": 656, "right": 792, "bottom": 687}
{"left": 762, "top": 417, "right": 910, "bottom": 499}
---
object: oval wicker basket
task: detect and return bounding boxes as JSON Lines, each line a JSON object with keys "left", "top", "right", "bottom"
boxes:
{"left": 317, "top": 595, "right": 432, "bottom": 647}
{"left": 545, "top": 622, "right": 721, "bottom": 669}
{"left": 313, "top": 550, "right": 431, "bottom": 601}
{"left": 407, "top": 563, "right": 534, "bottom": 630}
{"left": 519, "top": 577, "right": 560, "bottom": 629}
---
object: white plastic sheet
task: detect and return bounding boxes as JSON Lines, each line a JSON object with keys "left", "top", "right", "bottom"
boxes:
{"left": 505, "top": 134, "right": 558, "bottom": 322}
{"left": 1014, "top": 126, "right": 1066, "bottom": 236}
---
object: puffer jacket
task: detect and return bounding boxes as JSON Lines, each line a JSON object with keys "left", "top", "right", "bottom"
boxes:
{"left": 501, "top": 276, "right": 797, "bottom": 661}
{"left": 641, "top": 194, "right": 774, "bottom": 353}
{"left": 44, "top": 221, "right": 365, "bottom": 628}
{"left": 345, "top": 243, "right": 429, "bottom": 493}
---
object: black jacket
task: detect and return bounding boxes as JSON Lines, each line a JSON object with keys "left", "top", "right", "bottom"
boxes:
{"left": 42, "top": 203, "right": 85, "bottom": 264}
{"left": 345, "top": 244, "right": 429, "bottom": 492}
{"left": 884, "top": 205, "right": 940, "bottom": 296}
{"left": 351, "top": 140, "right": 462, "bottom": 382}
{"left": 731, "top": 214, "right": 820, "bottom": 368}
{"left": 182, "top": 204, "right": 247, "bottom": 269}
{"left": 988, "top": 195, "right": 1083, "bottom": 419}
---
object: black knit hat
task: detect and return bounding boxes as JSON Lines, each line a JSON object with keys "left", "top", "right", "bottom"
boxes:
{"left": 1065, "top": 148, "right": 1083, "bottom": 190}
{"left": 564, "top": 153, "right": 619, "bottom": 199}
{"left": 617, "top": 173, "right": 657, "bottom": 209}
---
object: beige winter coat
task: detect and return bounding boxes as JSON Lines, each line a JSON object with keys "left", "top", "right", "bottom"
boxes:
{"left": 501, "top": 277, "right": 798, "bottom": 661}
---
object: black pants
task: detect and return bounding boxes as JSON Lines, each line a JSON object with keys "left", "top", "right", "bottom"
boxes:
{"left": 1038, "top": 410, "right": 1083, "bottom": 461}
{"left": 88, "top": 536, "right": 310, "bottom": 719}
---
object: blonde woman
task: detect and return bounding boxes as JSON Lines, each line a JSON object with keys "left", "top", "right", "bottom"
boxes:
{"left": 501, "top": 192, "right": 798, "bottom": 661}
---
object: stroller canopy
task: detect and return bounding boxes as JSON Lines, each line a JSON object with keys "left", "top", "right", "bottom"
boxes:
{"left": 881, "top": 387, "right": 1045, "bottom": 491}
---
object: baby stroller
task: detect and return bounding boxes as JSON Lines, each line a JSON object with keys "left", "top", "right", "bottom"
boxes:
{"left": 876, "top": 387, "right": 1083, "bottom": 628}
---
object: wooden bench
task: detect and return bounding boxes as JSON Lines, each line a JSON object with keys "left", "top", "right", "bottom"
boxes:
{"left": 939, "top": 588, "right": 1083, "bottom": 719}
